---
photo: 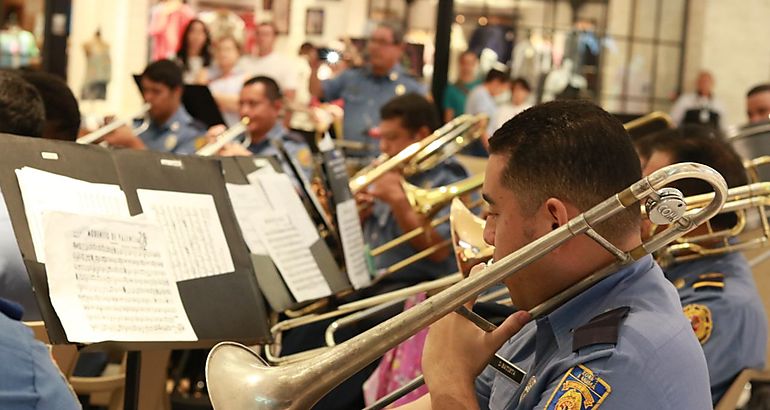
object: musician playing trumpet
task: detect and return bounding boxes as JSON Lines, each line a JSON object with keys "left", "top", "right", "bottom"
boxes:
{"left": 203, "top": 76, "right": 313, "bottom": 179}
{"left": 100, "top": 60, "right": 206, "bottom": 153}
{"left": 357, "top": 93, "right": 469, "bottom": 289}
{"left": 397, "top": 101, "right": 711, "bottom": 409}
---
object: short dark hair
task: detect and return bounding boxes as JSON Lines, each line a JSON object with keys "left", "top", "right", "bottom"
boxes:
{"left": 380, "top": 93, "right": 440, "bottom": 134}
{"left": 511, "top": 77, "right": 531, "bottom": 92}
{"left": 141, "top": 59, "right": 183, "bottom": 89}
{"left": 258, "top": 21, "right": 278, "bottom": 35}
{"left": 0, "top": 70, "right": 45, "bottom": 137}
{"left": 489, "top": 100, "right": 641, "bottom": 241}
{"left": 243, "top": 76, "right": 283, "bottom": 102}
{"left": 177, "top": 19, "right": 212, "bottom": 70}
{"left": 485, "top": 69, "right": 508, "bottom": 84}
{"left": 747, "top": 83, "right": 770, "bottom": 98}
{"left": 377, "top": 21, "right": 405, "bottom": 45}
{"left": 19, "top": 70, "right": 81, "bottom": 141}
{"left": 644, "top": 128, "right": 748, "bottom": 231}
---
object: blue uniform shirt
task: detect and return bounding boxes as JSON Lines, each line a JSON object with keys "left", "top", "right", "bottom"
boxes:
{"left": 321, "top": 65, "right": 426, "bottom": 156}
{"left": 665, "top": 252, "right": 768, "bottom": 404}
{"left": 246, "top": 123, "right": 314, "bottom": 181}
{"left": 135, "top": 105, "right": 206, "bottom": 155}
{"left": 0, "top": 298, "right": 80, "bottom": 410}
{"left": 0, "top": 189, "right": 39, "bottom": 320}
{"left": 476, "top": 255, "right": 712, "bottom": 409}
{"left": 363, "top": 158, "right": 468, "bottom": 285}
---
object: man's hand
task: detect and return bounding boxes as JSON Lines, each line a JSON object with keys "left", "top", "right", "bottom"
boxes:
{"left": 204, "top": 124, "right": 228, "bottom": 145}
{"left": 217, "top": 142, "right": 252, "bottom": 157}
{"left": 101, "top": 125, "right": 146, "bottom": 150}
{"left": 355, "top": 191, "right": 375, "bottom": 221}
{"left": 422, "top": 263, "right": 531, "bottom": 408}
{"left": 368, "top": 171, "right": 407, "bottom": 205}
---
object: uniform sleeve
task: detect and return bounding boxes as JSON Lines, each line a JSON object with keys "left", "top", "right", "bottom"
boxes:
{"left": 474, "top": 367, "right": 494, "bottom": 409}
{"left": 321, "top": 69, "right": 352, "bottom": 101}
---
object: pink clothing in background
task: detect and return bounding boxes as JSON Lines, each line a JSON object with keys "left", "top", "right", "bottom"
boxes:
{"left": 363, "top": 292, "right": 429, "bottom": 407}
{"left": 149, "top": 3, "right": 195, "bottom": 61}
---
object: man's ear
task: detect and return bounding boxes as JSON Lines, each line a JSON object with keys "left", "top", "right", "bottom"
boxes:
{"left": 416, "top": 126, "right": 431, "bottom": 141}
{"left": 544, "top": 197, "right": 570, "bottom": 231}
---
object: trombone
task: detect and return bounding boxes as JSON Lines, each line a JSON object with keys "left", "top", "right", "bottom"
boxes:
{"left": 77, "top": 103, "right": 151, "bottom": 145}
{"left": 195, "top": 117, "right": 251, "bottom": 156}
{"left": 623, "top": 111, "right": 674, "bottom": 138}
{"left": 205, "top": 162, "right": 727, "bottom": 410}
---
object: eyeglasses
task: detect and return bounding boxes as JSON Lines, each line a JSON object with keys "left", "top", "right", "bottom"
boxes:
{"left": 368, "top": 37, "right": 397, "bottom": 47}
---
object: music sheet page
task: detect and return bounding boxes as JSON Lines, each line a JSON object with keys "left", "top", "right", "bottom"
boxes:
{"left": 137, "top": 189, "right": 234, "bottom": 282}
{"left": 15, "top": 167, "right": 131, "bottom": 263}
{"left": 247, "top": 171, "right": 320, "bottom": 247}
{"left": 336, "top": 199, "right": 371, "bottom": 289}
{"left": 44, "top": 212, "right": 196, "bottom": 343}
{"left": 254, "top": 211, "right": 331, "bottom": 301}
{"left": 225, "top": 183, "right": 271, "bottom": 255}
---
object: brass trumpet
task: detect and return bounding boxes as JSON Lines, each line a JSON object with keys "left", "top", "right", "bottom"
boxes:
{"left": 349, "top": 114, "right": 486, "bottom": 194}
{"left": 77, "top": 103, "right": 151, "bottom": 145}
{"left": 205, "top": 162, "right": 727, "bottom": 410}
{"left": 195, "top": 117, "right": 251, "bottom": 156}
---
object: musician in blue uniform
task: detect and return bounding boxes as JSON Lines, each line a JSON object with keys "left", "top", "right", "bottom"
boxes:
{"left": 397, "top": 101, "right": 711, "bottom": 409}
{"left": 0, "top": 298, "right": 80, "bottom": 409}
{"left": 357, "top": 93, "right": 469, "bottom": 288}
{"left": 104, "top": 60, "right": 206, "bottom": 154}
{"left": 207, "top": 76, "right": 313, "bottom": 180}
{"left": 641, "top": 129, "right": 768, "bottom": 405}
{"left": 309, "top": 23, "right": 427, "bottom": 157}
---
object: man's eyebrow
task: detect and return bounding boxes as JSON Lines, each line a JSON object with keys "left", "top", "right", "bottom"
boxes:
{"left": 482, "top": 193, "right": 495, "bottom": 205}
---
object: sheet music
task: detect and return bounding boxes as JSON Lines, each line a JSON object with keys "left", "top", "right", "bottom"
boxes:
{"left": 247, "top": 171, "right": 319, "bottom": 247}
{"left": 137, "top": 190, "right": 234, "bottom": 282}
{"left": 44, "top": 212, "right": 196, "bottom": 343}
{"left": 254, "top": 211, "right": 331, "bottom": 301}
{"left": 15, "top": 167, "right": 130, "bottom": 263}
{"left": 225, "top": 183, "right": 271, "bottom": 254}
{"left": 336, "top": 199, "right": 371, "bottom": 289}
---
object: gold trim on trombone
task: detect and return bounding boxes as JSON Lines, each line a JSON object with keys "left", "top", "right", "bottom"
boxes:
{"left": 204, "top": 162, "right": 727, "bottom": 410}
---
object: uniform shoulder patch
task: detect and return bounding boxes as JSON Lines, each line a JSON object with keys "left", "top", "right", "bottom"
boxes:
{"left": 544, "top": 365, "right": 611, "bottom": 410}
{"left": 683, "top": 303, "right": 713, "bottom": 344}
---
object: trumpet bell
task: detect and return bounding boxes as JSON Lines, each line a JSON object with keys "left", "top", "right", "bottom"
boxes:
{"left": 450, "top": 198, "right": 494, "bottom": 276}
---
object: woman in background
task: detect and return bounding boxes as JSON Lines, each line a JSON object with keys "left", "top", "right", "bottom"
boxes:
{"left": 176, "top": 19, "right": 212, "bottom": 84}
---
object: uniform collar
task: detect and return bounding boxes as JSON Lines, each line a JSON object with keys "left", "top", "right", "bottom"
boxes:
{"left": 536, "top": 255, "right": 655, "bottom": 351}
{"left": 266, "top": 122, "right": 287, "bottom": 141}
{"left": 155, "top": 105, "right": 193, "bottom": 131}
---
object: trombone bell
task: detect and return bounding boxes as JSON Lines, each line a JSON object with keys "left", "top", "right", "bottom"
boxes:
{"left": 450, "top": 198, "right": 494, "bottom": 276}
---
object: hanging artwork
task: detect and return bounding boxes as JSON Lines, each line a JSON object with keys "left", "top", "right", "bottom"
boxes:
{"left": 305, "top": 8, "right": 324, "bottom": 35}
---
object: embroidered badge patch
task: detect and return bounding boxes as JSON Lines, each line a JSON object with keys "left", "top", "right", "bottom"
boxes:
{"left": 545, "top": 365, "right": 611, "bottom": 410}
{"left": 683, "top": 303, "right": 713, "bottom": 344}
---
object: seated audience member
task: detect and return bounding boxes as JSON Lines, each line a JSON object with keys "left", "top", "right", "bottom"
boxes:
{"left": 104, "top": 60, "right": 206, "bottom": 154}
{"left": 641, "top": 129, "right": 768, "bottom": 404}
{"left": 357, "top": 93, "right": 468, "bottom": 288}
{"left": 670, "top": 70, "right": 726, "bottom": 130}
{"left": 205, "top": 35, "right": 246, "bottom": 126}
{"left": 397, "top": 100, "right": 711, "bottom": 409}
{"left": 746, "top": 83, "right": 770, "bottom": 124}
{"left": 490, "top": 77, "right": 532, "bottom": 133}
{"left": 176, "top": 19, "right": 212, "bottom": 84}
